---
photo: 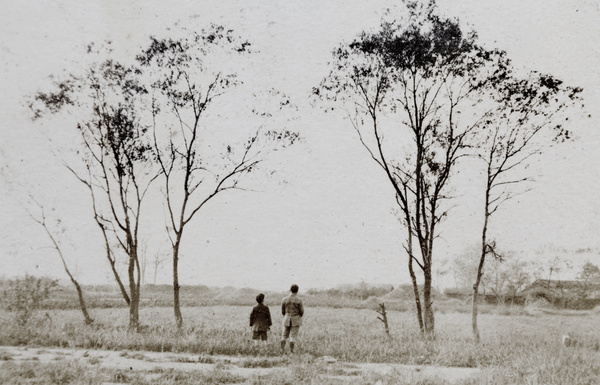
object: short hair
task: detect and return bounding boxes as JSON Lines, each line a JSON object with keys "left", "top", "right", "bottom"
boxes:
{"left": 256, "top": 293, "right": 265, "bottom": 304}
{"left": 290, "top": 284, "right": 299, "bottom": 294}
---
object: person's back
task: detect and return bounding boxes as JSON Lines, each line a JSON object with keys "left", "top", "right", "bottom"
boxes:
{"left": 280, "top": 284, "right": 304, "bottom": 354}
{"left": 249, "top": 293, "right": 272, "bottom": 349}
{"left": 250, "top": 302, "right": 272, "bottom": 331}
{"left": 281, "top": 293, "right": 304, "bottom": 322}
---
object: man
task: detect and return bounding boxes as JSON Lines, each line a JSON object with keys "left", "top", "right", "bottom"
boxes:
{"left": 281, "top": 284, "right": 304, "bottom": 354}
{"left": 249, "top": 293, "right": 272, "bottom": 351}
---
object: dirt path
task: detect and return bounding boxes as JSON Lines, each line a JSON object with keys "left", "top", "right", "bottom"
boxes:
{"left": 0, "top": 346, "right": 480, "bottom": 384}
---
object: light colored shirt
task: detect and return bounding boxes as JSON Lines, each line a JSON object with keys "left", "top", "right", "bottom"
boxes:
{"left": 281, "top": 293, "right": 304, "bottom": 327}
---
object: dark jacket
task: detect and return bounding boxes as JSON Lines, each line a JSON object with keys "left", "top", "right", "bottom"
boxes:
{"left": 250, "top": 303, "right": 272, "bottom": 332}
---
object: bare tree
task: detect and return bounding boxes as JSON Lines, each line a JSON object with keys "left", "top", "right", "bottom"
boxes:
{"left": 316, "top": 0, "right": 505, "bottom": 334}
{"left": 26, "top": 199, "right": 94, "bottom": 325}
{"left": 0, "top": 164, "right": 94, "bottom": 325}
{"left": 152, "top": 248, "right": 169, "bottom": 285}
{"left": 471, "top": 73, "right": 582, "bottom": 342}
{"left": 137, "top": 25, "right": 298, "bottom": 328}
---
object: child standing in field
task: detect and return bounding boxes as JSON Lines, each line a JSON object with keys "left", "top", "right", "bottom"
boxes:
{"left": 249, "top": 293, "right": 272, "bottom": 350}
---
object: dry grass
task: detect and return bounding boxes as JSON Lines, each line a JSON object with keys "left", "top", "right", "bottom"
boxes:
{"left": 1, "top": 305, "right": 599, "bottom": 384}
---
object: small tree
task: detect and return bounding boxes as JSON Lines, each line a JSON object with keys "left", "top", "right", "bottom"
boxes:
{"left": 26, "top": 199, "right": 94, "bottom": 325}
{"left": 151, "top": 247, "right": 169, "bottom": 285}
{"left": 376, "top": 303, "right": 391, "bottom": 337}
{"left": 0, "top": 168, "right": 93, "bottom": 325}
{"left": 502, "top": 258, "right": 531, "bottom": 304}
{"left": 484, "top": 254, "right": 531, "bottom": 305}
{"left": 471, "top": 71, "right": 582, "bottom": 341}
{"left": 577, "top": 261, "right": 600, "bottom": 298}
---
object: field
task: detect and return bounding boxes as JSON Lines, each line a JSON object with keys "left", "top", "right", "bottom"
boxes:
{"left": 1, "top": 303, "right": 600, "bottom": 384}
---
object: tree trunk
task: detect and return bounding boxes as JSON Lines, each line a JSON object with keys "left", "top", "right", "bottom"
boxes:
{"left": 472, "top": 183, "right": 491, "bottom": 343}
{"left": 129, "top": 291, "right": 139, "bottom": 331}
{"left": 408, "top": 254, "right": 424, "bottom": 333}
{"left": 71, "top": 277, "right": 94, "bottom": 325}
{"left": 154, "top": 262, "right": 159, "bottom": 285}
{"left": 472, "top": 239, "right": 487, "bottom": 342}
{"left": 101, "top": 228, "right": 130, "bottom": 305}
{"left": 173, "top": 237, "right": 183, "bottom": 329}
{"left": 108, "top": 253, "right": 131, "bottom": 305}
{"left": 128, "top": 251, "right": 140, "bottom": 331}
{"left": 472, "top": 278, "right": 482, "bottom": 343}
{"left": 423, "top": 269, "right": 435, "bottom": 334}
{"left": 40, "top": 221, "right": 94, "bottom": 325}
{"left": 376, "top": 303, "right": 391, "bottom": 337}
{"left": 406, "top": 220, "right": 424, "bottom": 333}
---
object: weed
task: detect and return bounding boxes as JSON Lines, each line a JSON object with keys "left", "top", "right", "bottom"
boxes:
{"left": 239, "top": 356, "right": 286, "bottom": 368}
{"left": 87, "top": 356, "right": 101, "bottom": 365}
{"left": 197, "top": 355, "right": 216, "bottom": 364}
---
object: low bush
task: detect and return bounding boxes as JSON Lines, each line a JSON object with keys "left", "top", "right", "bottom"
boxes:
{"left": 1, "top": 275, "right": 57, "bottom": 328}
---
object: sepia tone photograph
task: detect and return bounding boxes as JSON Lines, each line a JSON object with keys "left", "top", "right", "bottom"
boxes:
{"left": 0, "top": 0, "right": 599, "bottom": 383}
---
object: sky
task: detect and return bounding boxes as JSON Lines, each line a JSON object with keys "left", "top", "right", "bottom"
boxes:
{"left": 1, "top": 0, "right": 599, "bottom": 291}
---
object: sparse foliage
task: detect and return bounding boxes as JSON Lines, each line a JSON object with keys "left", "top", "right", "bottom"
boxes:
{"left": 29, "top": 24, "right": 298, "bottom": 330}
{"left": 0, "top": 168, "right": 94, "bottom": 325}
{"left": 434, "top": 7, "right": 584, "bottom": 343}
{"left": 30, "top": 44, "right": 157, "bottom": 330}
{"left": 137, "top": 25, "right": 298, "bottom": 328}
{"left": 26, "top": 198, "right": 94, "bottom": 325}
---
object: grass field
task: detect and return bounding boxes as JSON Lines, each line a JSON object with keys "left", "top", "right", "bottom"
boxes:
{"left": 1, "top": 304, "right": 600, "bottom": 384}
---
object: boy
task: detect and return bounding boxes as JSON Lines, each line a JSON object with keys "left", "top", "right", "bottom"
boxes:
{"left": 249, "top": 293, "right": 272, "bottom": 350}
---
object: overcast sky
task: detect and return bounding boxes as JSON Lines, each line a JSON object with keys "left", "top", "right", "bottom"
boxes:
{"left": 1, "top": 0, "right": 599, "bottom": 291}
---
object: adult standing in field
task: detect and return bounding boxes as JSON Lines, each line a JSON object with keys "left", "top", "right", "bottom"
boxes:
{"left": 249, "top": 293, "right": 272, "bottom": 351}
{"left": 281, "top": 284, "right": 304, "bottom": 354}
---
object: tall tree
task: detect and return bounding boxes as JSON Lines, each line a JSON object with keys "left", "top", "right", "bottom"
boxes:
{"left": 30, "top": 50, "right": 156, "bottom": 330}
{"left": 137, "top": 25, "right": 298, "bottom": 329}
{"left": 316, "top": 0, "right": 504, "bottom": 334}
{"left": 471, "top": 72, "right": 582, "bottom": 342}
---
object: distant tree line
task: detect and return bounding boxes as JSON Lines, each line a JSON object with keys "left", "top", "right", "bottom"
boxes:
{"left": 307, "top": 283, "right": 394, "bottom": 300}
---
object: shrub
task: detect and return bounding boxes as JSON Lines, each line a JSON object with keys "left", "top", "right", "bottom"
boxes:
{"left": 2, "top": 274, "right": 57, "bottom": 327}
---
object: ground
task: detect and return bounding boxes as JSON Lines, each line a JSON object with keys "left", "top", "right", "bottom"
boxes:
{"left": 0, "top": 345, "right": 480, "bottom": 384}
